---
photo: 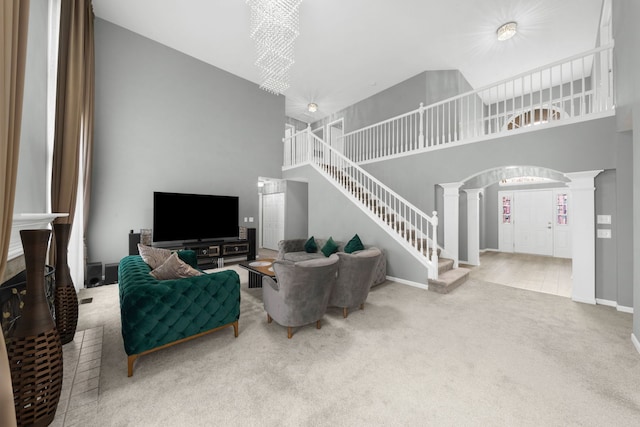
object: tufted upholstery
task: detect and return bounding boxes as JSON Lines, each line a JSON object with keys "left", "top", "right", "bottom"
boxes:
{"left": 118, "top": 255, "right": 240, "bottom": 372}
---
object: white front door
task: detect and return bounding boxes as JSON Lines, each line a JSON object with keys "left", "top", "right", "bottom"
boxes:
{"left": 514, "top": 190, "right": 553, "bottom": 256}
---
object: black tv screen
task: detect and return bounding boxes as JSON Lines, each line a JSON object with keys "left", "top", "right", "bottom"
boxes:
{"left": 153, "top": 192, "right": 239, "bottom": 243}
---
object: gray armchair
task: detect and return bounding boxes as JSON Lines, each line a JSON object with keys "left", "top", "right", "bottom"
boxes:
{"left": 262, "top": 255, "right": 339, "bottom": 338}
{"left": 329, "top": 248, "right": 382, "bottom": 318}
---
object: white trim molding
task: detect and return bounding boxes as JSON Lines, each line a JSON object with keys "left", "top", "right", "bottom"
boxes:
{"left": 463, "top": 188, "right": 483, "bottom": 266}
{"left": 595, "top": 298, "right": 634, "bottom": 313}
{"left": 632, "top": 334, "right": 640, "bottom": 355}
{"left": 439, "top": 182, "right": 463, "bottom": 268}
{"left": 565, "top": 170, "right": 602, "bottom": 305}
{"left": 387, "top": 275, "right": 429, "bottom": 290}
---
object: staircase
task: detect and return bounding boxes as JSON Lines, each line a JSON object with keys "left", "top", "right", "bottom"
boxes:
{"left": 282, "top": 45, "right": 615, "bottom": 292}
{"left": 326, "top": 162, "right": 471, "bottom": 292}
{"left": 429, "top": 255, "right": 470, "bottom": 294}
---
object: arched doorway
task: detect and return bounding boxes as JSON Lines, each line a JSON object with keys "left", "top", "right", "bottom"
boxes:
{"left": 446, "top": 166, "right": 600, "bottom": 303}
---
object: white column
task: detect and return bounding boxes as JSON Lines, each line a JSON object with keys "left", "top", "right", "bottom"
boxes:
{"left": 565, "top": 170, "right": 602, "bottom": 304}
{"left": 464, "top": 189, "right": 483, "bottom": 266}
{"left": 440, "top": 182, "right": 463, "bottom": 268}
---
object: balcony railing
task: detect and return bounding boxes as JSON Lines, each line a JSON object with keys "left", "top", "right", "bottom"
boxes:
{"left": 340, "top": 44, "right": 615, "bottom": 164}
{"left": 283, "top": 129, "right": 440, "bottom": 279}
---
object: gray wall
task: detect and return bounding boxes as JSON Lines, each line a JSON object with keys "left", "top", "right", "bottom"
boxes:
{"left": 15, "top": 0, "right": 49, "bottom": 215}
{"left": 613, "top": 0, "right": 640, "bottom": 340}
{"left": 594, "top": 170, "right": 618, "bottom": 302}
{"left": 90, "top": 19, "right": 285, "bottom": 264}
{"left": 311, "top": 70, "right": 473, "bottom": 134}
{"left": 283, "top": 180, "right": 308, "bottom": 239}
{"left": 283, "top": 165, "right": 430, "bottom": 284}
{"left": 362, "top": 117, "right": 631, "bottom": 306}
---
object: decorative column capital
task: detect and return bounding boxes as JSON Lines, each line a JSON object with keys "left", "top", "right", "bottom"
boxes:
{"left": 565, "top": 170, "right": 603, "bottom": 190}
{"left": 463, "top": 188, "right": 483, "bottom": 200}
{"left": 440, "top": 182, "right": 464, "bottom": 196}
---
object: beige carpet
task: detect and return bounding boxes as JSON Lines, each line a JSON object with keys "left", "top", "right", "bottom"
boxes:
{"left": 71, "top": 266, "right": 640, "bottom": 426}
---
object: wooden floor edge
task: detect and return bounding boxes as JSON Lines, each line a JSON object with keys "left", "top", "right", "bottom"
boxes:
{"left": 127, "top": 319, "right": 239, "bottom": 377}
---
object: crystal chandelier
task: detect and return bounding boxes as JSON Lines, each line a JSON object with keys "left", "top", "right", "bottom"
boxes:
{"left": 246, "top": 0, "right": 302, "bottom": 95}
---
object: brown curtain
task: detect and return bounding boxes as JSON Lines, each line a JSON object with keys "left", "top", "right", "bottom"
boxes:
{"left": 82, "top": 4, "right": 95, "bottom": 262}
{"left": 51, "top": 0, "right": 94, "bottom": 268}
{"left": 0, "top": 1, "right": 31, "bottom": 424}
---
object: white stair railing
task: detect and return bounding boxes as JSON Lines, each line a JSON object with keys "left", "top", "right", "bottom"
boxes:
{"left": 341, "top": 44, "right": 615, "bottom": 164}
{"left": 284, "top": 129, "right": 440, "bottom": 279}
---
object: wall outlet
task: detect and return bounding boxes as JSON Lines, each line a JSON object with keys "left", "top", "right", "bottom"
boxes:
{"left": 597, "top": 229, "right": 612, "bottom": 239}
{"left": 597, "top": 215, "right": 611, "bottom": 224}
{"left": 249, "top": 217, "right": 254, "bottom": 222}
{"left": 243, "top": 217, "right": 248, "bottom": 222}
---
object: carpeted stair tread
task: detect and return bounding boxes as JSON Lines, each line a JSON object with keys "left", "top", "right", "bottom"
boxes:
{"left": 428, "top": 267, "right": 470, "bottom": 294}
{"left": 438, "top": 257, "right": 454, "bottom": 275}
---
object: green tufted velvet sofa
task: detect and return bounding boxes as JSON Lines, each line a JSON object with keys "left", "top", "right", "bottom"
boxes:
{"left": 118, "top": 253, "right": 240, "bottom": 376}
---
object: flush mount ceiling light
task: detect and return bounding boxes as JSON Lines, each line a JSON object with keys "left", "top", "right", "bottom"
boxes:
{"left": 497, "top": 21, "right": 517, "bottom": 41}
{"left": 307, "top": 102, "right": 318, "bottom": 113}
{"left": 246, "top": 0, "right": 302, "bottom": 95}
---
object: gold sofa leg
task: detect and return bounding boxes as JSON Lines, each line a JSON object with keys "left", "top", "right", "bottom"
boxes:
{"left": 360, "top": 303, "right": 364, "bottom": 310}
{"left": 267, "top": 314, "right": 272, "bottom": 323}
{"left": 316, "top": 320, "right": 321, "bottom": 329}
{"left": 343, "top": 307, "right": 348, "bottom": 318}
{"left": 287, "top": 327, "right": 293, "bottom": 339}
{"left": 128, "top": 355, "right": 138, "bottom": 378}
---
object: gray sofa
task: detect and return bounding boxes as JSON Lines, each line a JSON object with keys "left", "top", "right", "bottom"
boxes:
{"left": 276, "top": 238, "right": 387, "bottom": 286}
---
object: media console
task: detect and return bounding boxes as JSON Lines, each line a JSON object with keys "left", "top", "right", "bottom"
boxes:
{"left": 161, "top": 228, "right": 256, "bottom": 269}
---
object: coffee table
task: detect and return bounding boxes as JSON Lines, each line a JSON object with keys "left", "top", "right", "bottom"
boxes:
{"left": 239, "top": 258, "right": 276, "bottom": 288}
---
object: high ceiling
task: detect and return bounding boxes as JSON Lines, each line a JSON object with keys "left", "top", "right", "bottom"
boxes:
{"left": 92, "top": 0, "right": 604, "bottom": 124}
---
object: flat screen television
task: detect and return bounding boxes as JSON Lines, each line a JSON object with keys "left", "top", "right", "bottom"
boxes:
{"left": 153, "top": 192, "right": 239, "bottom": 243}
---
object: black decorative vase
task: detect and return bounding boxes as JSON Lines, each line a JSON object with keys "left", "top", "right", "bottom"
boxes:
{"left": 7, "top": 229, "right": 63, "bottom": 427}
{"left": 53, "top": 223, "right": 78, "bottom": 344}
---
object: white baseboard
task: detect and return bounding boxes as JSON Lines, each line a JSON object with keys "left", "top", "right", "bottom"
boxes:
{"left": 595, "top": 298, "right": 634, "bottom": 313}
{"left": 386, "top": 275, "right": 429, "bottom": 290}
{"left": 572, "top": 296, "right": 596, "bottom": 305}
{"left": 480, "top": 248, "right": 500, "bottom": 253}
{"left": 632, "top": 333, "right": 640, "bottom": 355}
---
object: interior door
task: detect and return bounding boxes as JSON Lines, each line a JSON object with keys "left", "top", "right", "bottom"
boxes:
{"left": 261, "top": 193, "right": 284, "bottom": 250}
{"left": 514, "top": 190, "right": 553, "bottom": 256}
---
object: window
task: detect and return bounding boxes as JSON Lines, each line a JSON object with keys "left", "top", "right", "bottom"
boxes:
{"left": 507, "top": 107, "right": 562, "bottom": 130}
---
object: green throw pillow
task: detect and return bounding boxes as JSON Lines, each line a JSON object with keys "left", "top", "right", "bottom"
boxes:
{"left": 304, "top": 236, "right": 318, "bottom": 253}
{"left": 344, "top": 234, "right": 365, "bottom": 253}
{"left": 177, "top": 250, "right": 198, "bottom": 269}
{"left": 321, "top": 237, "right": 339, "bottom": 257}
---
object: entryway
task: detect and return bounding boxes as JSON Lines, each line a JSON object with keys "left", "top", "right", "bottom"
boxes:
{"left": 468, "top": 252, "right": 572, "bottom": 298}
{"left": 498, "top": 188, "right": 571, "bottom": 258}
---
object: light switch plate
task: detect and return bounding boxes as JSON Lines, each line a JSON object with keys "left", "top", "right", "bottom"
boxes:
{"left": 597, "top": 215, "right": 611, "bottom": 224}
{"left": 249, "top": 217, "right": 254, "bottom": 222}
{"left": 597, "top": 229, "right": 611, "bottom": 239}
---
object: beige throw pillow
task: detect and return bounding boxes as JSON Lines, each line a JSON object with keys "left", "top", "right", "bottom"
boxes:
{"left": 149, "top": 253, "right": 203, "bottom": 280}
{"left": 138, "top": 243, "right": 171, "bottom": 269}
